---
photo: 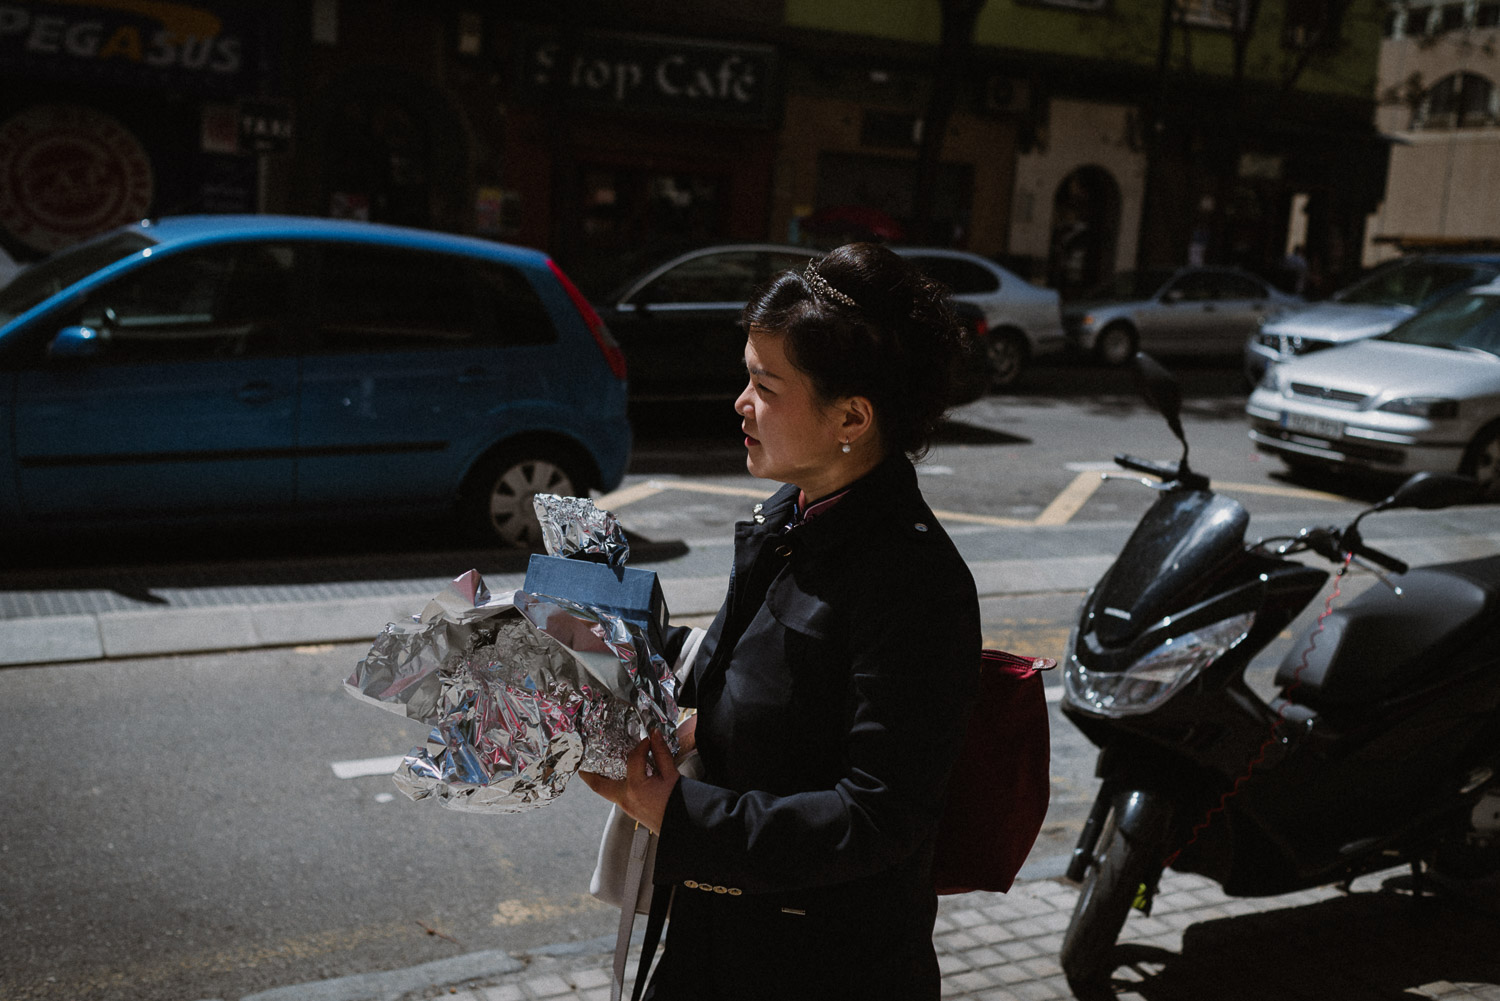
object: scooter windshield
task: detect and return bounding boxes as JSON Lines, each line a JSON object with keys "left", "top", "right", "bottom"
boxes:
{"left": 1093, "top": 489, "right": 1250, "bottom": 647}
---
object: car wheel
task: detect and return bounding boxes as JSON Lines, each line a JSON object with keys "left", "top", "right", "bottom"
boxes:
{"left": 1461, "top": 424, "right": 1500, "bottom": 502}
{"left": 1094, "top": 323, "right": 1137, "bottom": 367}
{"left": 985, "top": 328, "right": 1029, "bottom": 389}
{"left": 464, "top": 448, "right": 586, "bottom": 549}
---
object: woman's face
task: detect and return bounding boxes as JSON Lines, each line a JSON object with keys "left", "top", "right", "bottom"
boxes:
{"left": 735, "top": 326, "right": 849, "bottom": 496}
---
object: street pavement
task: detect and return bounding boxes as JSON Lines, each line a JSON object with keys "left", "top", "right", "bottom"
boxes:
{"left": 224, "top": 865, "right": 1500, "bottom": 1001}
{"left": 9, "top": 472, "right": 1500, "bottom": 1000}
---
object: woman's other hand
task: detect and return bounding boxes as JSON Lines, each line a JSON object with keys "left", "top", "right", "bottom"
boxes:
{"left": 579, "top": 728, "right": 680, "bottom": 834}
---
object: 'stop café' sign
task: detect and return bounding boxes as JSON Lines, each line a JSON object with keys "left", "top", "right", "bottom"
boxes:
{"left": 514, "top": 30, "right": 779, "bottom": 127}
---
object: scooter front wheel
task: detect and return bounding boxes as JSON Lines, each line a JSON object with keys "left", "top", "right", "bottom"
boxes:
{"left": 1060, "top": 794, "right": 1171, "bottom": 994}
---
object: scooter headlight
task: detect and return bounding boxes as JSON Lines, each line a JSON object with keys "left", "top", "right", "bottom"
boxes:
{"left": 1064, "top": 612, "right": 1255, "bottom": 717}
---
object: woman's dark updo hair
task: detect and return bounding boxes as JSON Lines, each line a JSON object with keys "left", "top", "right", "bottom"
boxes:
{"left": 742, "top": 242, "right": 978, "bottom": 459}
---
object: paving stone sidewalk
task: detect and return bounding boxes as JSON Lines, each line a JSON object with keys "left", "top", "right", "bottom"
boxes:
{"left": 408, "top": 868, "right": 1500, "bottom": 1001}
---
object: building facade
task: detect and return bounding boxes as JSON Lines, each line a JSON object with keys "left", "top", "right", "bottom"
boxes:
{"left": 1364, "top": 0, "right": 1500, "bottom": 266}
{"left": 0, "top": 0, "right": 1388, "bottom": 299}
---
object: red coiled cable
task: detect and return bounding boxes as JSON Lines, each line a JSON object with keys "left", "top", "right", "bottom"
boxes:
{"left": 1161, "top": 552, "right": 1354, "bottom": 870}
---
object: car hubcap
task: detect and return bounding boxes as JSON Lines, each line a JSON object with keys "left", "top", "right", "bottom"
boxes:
{"left": 488, "top": 459, "right": 574, "bottom": 547}
{"left": 988, "top": 335, "right": 1022, "bottom": 384}
{"left": 1101, "top": 330, "right": 1131, "bottom": 365}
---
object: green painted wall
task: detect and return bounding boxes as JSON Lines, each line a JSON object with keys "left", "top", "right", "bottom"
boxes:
{"left": 784, "top": 0, "right": 1382, "bottom": 100}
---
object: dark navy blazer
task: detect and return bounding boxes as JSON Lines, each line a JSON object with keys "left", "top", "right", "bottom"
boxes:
{"left": 648, "top": 456, "right": 981, "bottom": 1001}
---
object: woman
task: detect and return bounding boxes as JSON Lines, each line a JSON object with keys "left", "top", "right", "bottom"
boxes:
{"left": 582, "top": 242, "right": 981, "bottom": 1000}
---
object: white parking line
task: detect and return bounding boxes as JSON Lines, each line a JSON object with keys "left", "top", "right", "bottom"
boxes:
{"left": 331, "top": 755, "right": 406, "bottom": 779}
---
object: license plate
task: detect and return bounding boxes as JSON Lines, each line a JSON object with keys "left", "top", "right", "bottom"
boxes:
{"left": 1281, "top": 412, "right": 1343, "bottom": 438}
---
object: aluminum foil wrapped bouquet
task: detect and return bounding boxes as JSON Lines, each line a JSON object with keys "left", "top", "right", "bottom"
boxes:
{"left": 343, "top": 494, "right": 679, "bottom": 813}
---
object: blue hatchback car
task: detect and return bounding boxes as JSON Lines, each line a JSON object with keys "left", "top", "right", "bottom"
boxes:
{"left": 0, "top": 215, "right": 631, "bottom": 548}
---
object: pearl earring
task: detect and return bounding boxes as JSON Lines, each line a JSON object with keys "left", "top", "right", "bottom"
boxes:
{"left": 841, "top": 440, "right": 851, "bottom": 454}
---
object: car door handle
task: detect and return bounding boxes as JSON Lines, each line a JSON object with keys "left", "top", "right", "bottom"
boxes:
{"left": 237, "top": 381, "right": 278, "bottom": 403}
{"left": 458, "top": 365, "right": 490, "bottom": 383}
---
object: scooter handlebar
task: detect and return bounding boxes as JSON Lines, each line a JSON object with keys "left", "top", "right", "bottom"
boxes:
{"left": 1352, "top": 544, "right": 1409, "bottom": 576}
{"left": 1113, "top": 453, "right": 1180, "bottom": 481}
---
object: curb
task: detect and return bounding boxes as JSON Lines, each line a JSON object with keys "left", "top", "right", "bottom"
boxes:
{"left": 0, "top": 556, "right": 1113, "bottom": 666}
{"left": 238, "top": 949, "right": 525, "bottom": 1001}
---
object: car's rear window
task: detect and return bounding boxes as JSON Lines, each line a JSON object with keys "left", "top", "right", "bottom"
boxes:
{"left": 0, "top": 231, "right": 154, "bottom": 325}
{"left": 905, "top": 255, "right": 999, "bottom": 295}
{"left": 311, "top": 244, "right": 554, "bottom": 351}
{"left": 473, "top": 260, "right": 555, "bottom": 345}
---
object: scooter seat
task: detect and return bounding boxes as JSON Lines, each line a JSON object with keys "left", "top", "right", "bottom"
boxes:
{"left": 1274, "top": 557, "right": 1500, "bottom": 709}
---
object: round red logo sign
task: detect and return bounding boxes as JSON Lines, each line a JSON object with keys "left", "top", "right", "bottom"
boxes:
{"left": 0, "top": 104, "right": 155, "bottom": 254}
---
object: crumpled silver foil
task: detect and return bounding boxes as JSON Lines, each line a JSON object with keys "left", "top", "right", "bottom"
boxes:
{"left": 533, "top": 492, "right": 629, "bottom": 567}
{"left": 342, "top": 497, "right": 677, "bottom": 813}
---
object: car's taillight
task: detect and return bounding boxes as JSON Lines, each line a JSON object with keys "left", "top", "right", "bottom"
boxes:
{"left": 548, "top": 259, "right": 627, "bottom": 381}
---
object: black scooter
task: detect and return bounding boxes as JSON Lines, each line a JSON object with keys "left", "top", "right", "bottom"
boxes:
{"left": 1058, "top": 354, "right": 1500, "bottom": 992}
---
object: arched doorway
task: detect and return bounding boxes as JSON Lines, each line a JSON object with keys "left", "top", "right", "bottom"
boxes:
{"left": 1047, "top": 166, "right": 1121, "bottom": 296}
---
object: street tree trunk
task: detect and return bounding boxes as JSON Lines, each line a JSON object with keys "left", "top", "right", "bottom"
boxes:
{"left": 911, "top": 0, "right": 986, "bottom": 245}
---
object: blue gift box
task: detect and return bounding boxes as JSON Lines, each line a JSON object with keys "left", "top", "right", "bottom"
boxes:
{"left": 524, "top": 553, "right": 670, "bottom": 654}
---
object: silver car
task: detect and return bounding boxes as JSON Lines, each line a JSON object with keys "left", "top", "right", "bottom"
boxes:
{"left": 1065, "top": 266, "right": 1301, "bottom": 366}
{"left": 1244, "top": 253, "right": 1500, "bottom": 386}
{"left": 1246, "top": 278, "right": 1500, "bottom": 500}
{"left": 891, "top": 247, "right": 1065, "bottom": 388}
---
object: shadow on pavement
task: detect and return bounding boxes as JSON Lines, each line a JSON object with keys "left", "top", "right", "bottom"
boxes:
{"left": 1012, "top": 355, "right": 1251, "bottom": 402}
{"left": 1103, "top": 879, "right": 1500, "bottom": 1001}
{"left": 0, "top": 527, "right": 691, "bottom": 601}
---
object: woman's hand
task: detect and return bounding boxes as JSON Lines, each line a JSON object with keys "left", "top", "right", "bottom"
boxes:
{"left": 579, "top": 728, "right": 680, "bottom": 835}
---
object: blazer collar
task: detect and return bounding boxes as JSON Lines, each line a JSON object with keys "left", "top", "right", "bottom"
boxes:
{"left": 738, "top": 455, "right": 922, "bottom": 553}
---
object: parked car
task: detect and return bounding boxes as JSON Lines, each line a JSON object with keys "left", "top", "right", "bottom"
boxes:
{"left": 594, "top": 243, "right": 1003, "bottom": 400}
{"left": 890, "top": 247, "right": 1065, "bottom": 388}
{"left": 1064, "top": 266, "right": 1301, "bottom": 366}
{"left": 595, "top": 244, "right": 813, "bottom": 401}
{"left": 1243, "top": 253, "right": 1500, "bottom": 386}
{"left": 0, "top": 215, "right": 631, "bottom": 548}
{"left": 1245, "top": 277, "right": 1500, "bottom": 500}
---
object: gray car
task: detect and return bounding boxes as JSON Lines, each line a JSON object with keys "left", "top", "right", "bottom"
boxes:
{"left": 1243, "top": 253, "right": 1500, "bottom": 386}
{"left": 891, "top": 247, "right": 1065, "bottom": 388}
{"left": 1064, "top": 266, "right": 1301, "bottom": 366}
{"left": 1246, "top": 277, "right": 1500, "bottom": 499}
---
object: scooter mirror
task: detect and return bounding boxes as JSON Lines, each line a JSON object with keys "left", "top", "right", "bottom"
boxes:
{"left": 1378, "top": 471, "right": 1481, "bottom": 512}
{"left": 1132, "top": 352, "right": 1185, "bottom": 444}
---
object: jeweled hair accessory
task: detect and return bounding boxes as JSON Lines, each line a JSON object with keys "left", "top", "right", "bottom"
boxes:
{"left": 804, "top": 262, "right": 858, "bottom": 308}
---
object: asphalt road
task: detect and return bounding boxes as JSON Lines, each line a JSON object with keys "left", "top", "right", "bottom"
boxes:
{"left": 4, "top": 356, "right": 1500, "bottom": 1001}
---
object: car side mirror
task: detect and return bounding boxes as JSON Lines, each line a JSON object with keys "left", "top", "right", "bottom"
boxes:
{"left": 49, "top": 325, "right": 105, "bottom": 360}
{"left": 1162, "top": 288, "right": 1184, "bottom": 303}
